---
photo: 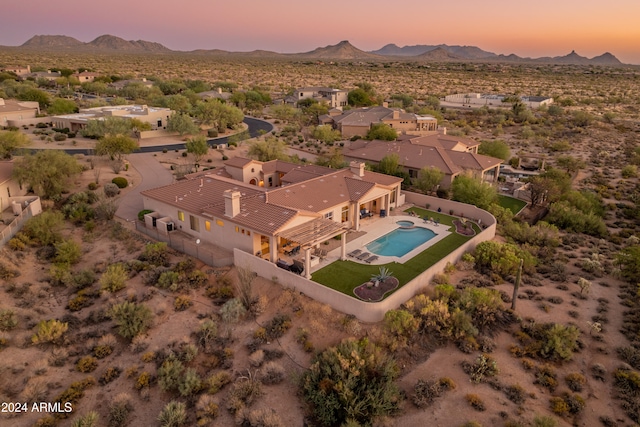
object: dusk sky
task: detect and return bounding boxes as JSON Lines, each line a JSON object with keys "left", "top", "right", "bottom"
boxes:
{"left": 3, "top": 0, "right": 640, "bottom": 64}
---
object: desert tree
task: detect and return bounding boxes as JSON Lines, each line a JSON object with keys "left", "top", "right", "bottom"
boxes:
{"left": 12, "top": 150, "right": 82, "bottom": 199}
{"left": 366, "top": 123, "right": 397, "bottom": 141}
{"left": 185, "top": 135, "right": 209, "bottom": 167}
{"left": 451, "top": 174, "right": 497, "bottom": 210}
{"left": 248, "top": 136, "right": 289, "bottom": 162}
{"left": 478, "top": 140, "right": 510, "bottom": 161}
{"left": 167, "top": 112, "right": 200, "bottom": 136}
{"left": 47, "top": 98, "right": 78, "bottom": 115}
{"left": 311, "top": 125, "right": 341, "bottom": 143}
{"left": 0, "top": 129, "right": 30, "bottom": 159}
{"left": 95, "top": 134, "right": 138, "bottom": 161}
{"left": 415, "top": 166, "right": 444, "bottom": 194}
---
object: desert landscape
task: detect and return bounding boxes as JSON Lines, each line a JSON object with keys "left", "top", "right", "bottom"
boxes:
{"left": 0, "top": 41, "right": 640, "bottom": 427}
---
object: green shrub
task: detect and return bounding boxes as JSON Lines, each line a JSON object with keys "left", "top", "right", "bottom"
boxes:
{"left": 158, "top": 401, "right": 186, "bottom": 427}
{"left": 0, "top": 309, "right": 18, "bottom": 331}
{"left": 100, "top": 367, "right": 121, "bottom": 385}
{"left": 103, "top": 183, "right": 120, "bottom": 197}
{"left": 32, "top": 319, "right": 68, "bottom": 345}
{"left": 174, "top": 295, "right": 192, "bottom": 311}
{"left": 301, "top": 338, "right": 401, "bottom": 426}
{"left": 108, "top": 301, "right": 153, "bottom": 341}
{"left": 158, "top": 356, "right": 184, "bottom": 392}
{"left": 88, "top": 182, "right": 98, "bottom": 191}
{"left": 462, "top": 354, "right": 499, "bottom": 383}
{"left": 111, "top": 177, "right": 128, "bottom": 188}
{"left": 54, "top": 239, "right": 82, "bottom": 265}
{"left": 137, "top": 209, "right": 153, "bottom": 221}
{"left": 204, "top": 371, "right": 231, "bottom": 394}
{"left": 179, "top": 368, "right": 201, "bottom": 397}
{"left": 565, "top": 373, "right": 586, "bottom": 392}
{"left": 140, "top": 242, "right": 169, "bottom": 267}
{"left": 108, "top": 393, "right": 132, "bottom": 427}
{"left": 465, "top": 394, "right": 486, "bottom": 411}
{"left": 100, "top": 264, "right": 128, "bottom": 293}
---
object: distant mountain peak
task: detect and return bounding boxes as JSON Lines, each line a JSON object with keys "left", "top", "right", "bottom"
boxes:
{"left": 21, "top": 35, "right": 83, "bottom": 48}
{"left": 301, "top": 40, "right": 381, "bottom": 60}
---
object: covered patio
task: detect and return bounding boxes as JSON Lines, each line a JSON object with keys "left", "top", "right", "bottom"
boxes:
{"left": 276, "top": 217, "right": 348, "bottom": 279}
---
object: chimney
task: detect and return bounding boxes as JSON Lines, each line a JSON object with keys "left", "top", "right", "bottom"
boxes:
{"left": 442, "top": 127, "right": 447, "bottom": 135}
{"left": 223, "top": 190, "right": 241, "bottom": 217}
{"left": 349, "top": 161, "right": 365, "bottom": 177}
{"left": 217, "top": 87, "right": 222, "bottom": 94}
{"left": 382, "top": 102, "right": 388, "bottom": 108}
{"left": 393, "top": 110, "right": 399, "bottom": 119}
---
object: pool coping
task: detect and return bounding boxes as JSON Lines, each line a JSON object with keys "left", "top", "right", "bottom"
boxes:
{"left": 343, "top": 215, "right": 451, "bottom": 265}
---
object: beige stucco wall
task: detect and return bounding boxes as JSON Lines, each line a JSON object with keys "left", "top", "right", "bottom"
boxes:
{"left": 0, "top": 179, "right": 27, "bottom": 213}
{"left": 340, "top": 124, "right": 369, "bottom": 138}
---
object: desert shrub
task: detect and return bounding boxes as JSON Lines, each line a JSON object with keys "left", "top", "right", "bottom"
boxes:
{"left": 111, "top": 177, "right": 128, "bottom": 188}
{"left": 88, "top": 182, "right": 98, "bottom": 191}
{"left": 100, "top": 367, "right": 121, "bottom": 385}
{"left": 618, "top": 346, "right": 640, "bottom": 370}
{"left": 22, "top": 211, "right": 64, "bottom": 246}
{"left": 196, "top": 394, "right": 219, "bottom": 422}
{"left": 108, "top": 301, "right": 153, "bottom": 340}
{"left": 158, "top": 400, "right": 186, "bottom": 427}
{"left": 135, "top": 371, "right": 152, "bottom": 390}
{"left": 505, "top": 384, "right": 526, "bottom": 404}
{"left": 73, "top": 269, "right": 97, "bottom": 291}
{"left": 204, "top": 371, "right": 231, "bottom": 394}
{"left": 54, "top": 376, "right": 96, "bottom": 409}
{"left": 532, "top": 415, "right": 558, "bottom": 427}
{"left": 70, "top": 411, "right": 99, "bottom": 427}
{"left": 301, "top": 337, "right": 401, "bottom": 426}
{"left": 179, "top": 367, "right": 201, "bottom": 397}
{"left": 140, "top": 242, "right": 170, "bottom": 267}
{"left": 234, "top": 408, "right": 284, "bottom": 427}
{"left": 465, "top": 394, "right": 486, "bottom": 411}
{"left": 174, "top": 295, "right": 192, "bottom": 311}
{"left": 412, "top": 377, "right": 455, "bottom": 408}
{"left": 103, "top": 183, "right": 120, "bottom": 198}
{"left": 158, "top": 356, "right": 184, "bottom": 393}
{"left": 260, "top": 361, "right": 285, "bottom": 385}
{"left": 227, "top": 372, "right": 263, "bottom": 414}
{"left": 550, "top": 397, "right": 569, "bottom": 415}
{"left": 220, "top": 298, "right": 247, "bottom": 324}
{"left": 0, "top": 309, "right": 18, "bottom": 331}
{"left": 48, "top": 347, "right": 69, "bottom": 367}
{"left": 197, "top": 319, "right": 218, "bottom": 352}
{"left": 512, "top": 322, "right": 580, "bottom": 362}
{"left": 32, "top": 319, "right": 68, "bottom": 345}
{"left": 100, "top": 263, "right": 128, "bottom": 293}
{"left": 263, "top": 314, "right": 292, "bottom": 340}
{"left": 535, "top": 364, "right": 558, "bottom": 391}
{"left": 462, "top": 354, "right": 499, "bottom": 383}
{"left": 565, "top": 373, "right": 586, "bottom": 392}
{"left": 76, "top": 356, "right": 98, "bottom": 373}
{"left": 54, "top": 239, "right": 82, "bottom": 265}
{"left": 613, "top": 368, "right": 640, "bottom": 422}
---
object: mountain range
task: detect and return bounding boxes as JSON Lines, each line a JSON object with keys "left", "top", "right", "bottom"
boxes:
{"left": 7, "top": 35, "right": 624, "bottom": 66}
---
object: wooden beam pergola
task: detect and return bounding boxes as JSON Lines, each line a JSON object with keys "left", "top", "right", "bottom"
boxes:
{"left": 278, "top": 217, "right": 347, "bottom": 249}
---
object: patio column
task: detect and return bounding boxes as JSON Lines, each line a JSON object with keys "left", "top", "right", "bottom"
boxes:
{"left": 354, "top": 204, "right": 360, "bottom": 231}
{"left": 269, "top": 236, "right": 277, "bottom": 262}
{"left": 340, "top": 232, "right": 347, "bottom": 260}
{"left": 304, "top": 247, "right": 311, "bottom": 279}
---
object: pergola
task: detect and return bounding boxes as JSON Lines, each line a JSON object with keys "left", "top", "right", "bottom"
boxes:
{"left": 277, "top": 218, "right": 348, "bottom": 279}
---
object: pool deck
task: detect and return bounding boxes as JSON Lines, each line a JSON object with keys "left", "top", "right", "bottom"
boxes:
{"left": 311, "top": 214, "right": 451, "bottom": 269}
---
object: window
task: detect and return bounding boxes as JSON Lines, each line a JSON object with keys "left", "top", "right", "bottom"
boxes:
{"left": 235, "top": 226, "right": 240, "bottom": 232}
{"left": 324, "top": 212, "right": 333, "bottom": 220}
{"left": 341, "top": 206, "right": 349, "bottom": 223}
{"left": 216, "top": 219, "right": 224, "bottom": 227}
{"left": 268, "top": 177, "right": 273, "bottom": 187}
{"left": 190, "top": 215, "right": 199, "bottom": 231}
{"left": 205, "top": 220, "right": 211, "bottom": 231}
{"left": 178, "top": 211, "right": 184, "bottom": 221}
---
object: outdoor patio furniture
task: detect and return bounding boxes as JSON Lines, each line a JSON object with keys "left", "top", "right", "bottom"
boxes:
{"left": 347, "top": 249, "right": 362, "bottom": 258}
{"left": 276, "top": 259, "right": 292, "bottom": 270}
{"left": 356, "top": 252, "right": 371, "bottom": 260}
{"left": 291, "top": 259, "right": 305, "bottom": 275}
{"left": 284, "top": 245, "right": 300, "bottom": 256}
{"left": 364, "top": 255, "right": 379, "bottom": 264}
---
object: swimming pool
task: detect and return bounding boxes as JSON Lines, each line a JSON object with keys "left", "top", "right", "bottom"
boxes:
{"left": 366, "top": 226, "right": 436, "bottom": 257}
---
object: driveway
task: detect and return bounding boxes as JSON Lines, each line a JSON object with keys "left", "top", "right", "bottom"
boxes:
{"left": 115, "top": 153, "right": 174, "bottom": 222}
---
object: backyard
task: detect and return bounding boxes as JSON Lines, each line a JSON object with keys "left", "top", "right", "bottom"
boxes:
{"left": 497, "top": 194, "right": 528, "bottom": 214}
{"left": 311, "top": 207, "right": 480, "bottom": 297}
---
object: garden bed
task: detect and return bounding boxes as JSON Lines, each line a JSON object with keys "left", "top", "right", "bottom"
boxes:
{"left": 453, "top": 220, "right": 476, "bottom": 236}
{"left": 353, "top": 277, "right": 400, "bottom": 302}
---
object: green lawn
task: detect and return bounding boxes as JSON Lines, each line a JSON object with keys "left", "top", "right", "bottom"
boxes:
{"left": 497, "top": 195, "right": 527, "bottom": 214}
{"left": 312, "top": 207, "right": 478, "bottom": 297}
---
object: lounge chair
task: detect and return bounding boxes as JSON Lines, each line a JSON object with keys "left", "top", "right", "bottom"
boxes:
{"left": 356, "top": 252, "right": 371, "bottom": 260}
{"left": 364, "top": 255, "right": 379, "bottom": 264}
{"left": 347, "top": 249, "right": 362, "bottom": 258}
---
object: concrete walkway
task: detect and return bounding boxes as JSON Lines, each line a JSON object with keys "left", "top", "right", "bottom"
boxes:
{"left": 115, "top": 153, "right": 174, "bottom": 222}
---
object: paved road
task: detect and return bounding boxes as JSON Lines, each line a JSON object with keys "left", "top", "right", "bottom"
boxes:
{"left": 48, "top": 116, "right": 274, "bottom": 156}
{"left": 115, "top": 153, "right": 175, "bottom": 222}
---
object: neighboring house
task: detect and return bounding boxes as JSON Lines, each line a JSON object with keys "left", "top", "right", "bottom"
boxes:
{"left": 109, "top": 78, "right": 154, "bottom": 90}
{"left": 0, "top": 98, "right": 40, "bottom": 127}
{"left": 444, "top": 93, "right": 554, "bottom": 108}
{"left": 198, "top": 88, "right": 232, "bottom": 102}
{"left": 296, "top": 87, "right": 348, "bottom": 108}
{"left": 140, "top": 158, "right": 403, "bottom": 277}
{"left": 1, "top": 66, "right": 31, "bottom": 76}
{"left": 343, "top": 132, "right": 502, "bottom": 188}
{"left": 320, "top": 105, "right": 438, "bottom": 138}
{"left": 71, "top": 72, "right": 100, "bottom": 83}
{"left": 0, "top": 161, "right": 27, "bottom": 214}
{"left": 25, "top": 70, "right": 62, "bottom": 81}
{"left": 51, "top": 105, "right": 173, "bottom": 132}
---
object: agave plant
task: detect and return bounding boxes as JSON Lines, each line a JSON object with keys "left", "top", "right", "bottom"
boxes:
{"left": 371, "top": 267, "right": 394, "bottom": 283}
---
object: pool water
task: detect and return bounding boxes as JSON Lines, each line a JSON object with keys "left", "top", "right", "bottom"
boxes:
{"left": 366, "top": 227, "right": 436, "bottom": 257}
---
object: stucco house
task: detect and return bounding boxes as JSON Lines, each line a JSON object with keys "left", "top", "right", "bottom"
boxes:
{"left": 71, "top": 72, "right": 100, "bottom": 83}
{"left": 0, "top": 66, "right": 31, "bottom": 76}
{"left": 343, "top": 132, "right": 503, "bottom": 188}
{"left": 140, "top": 158, "right": 403, "bottom": 277}
{"left": 0, "top": 98, "right": 40, "bottom": 127}
{"left": 51, "top": 105, "right": 173, "bottom": 132}
{"left": 320, "top": 105, "right": 438, "bottom": 138}
{"left": 296, "top": 87, "right": 349, "bottom": 108}
{"left": 0, "top": 161, "right": 28, "bottom": 214}
{"left": 444, "top": 93, "right": 554, "bottom": 109}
